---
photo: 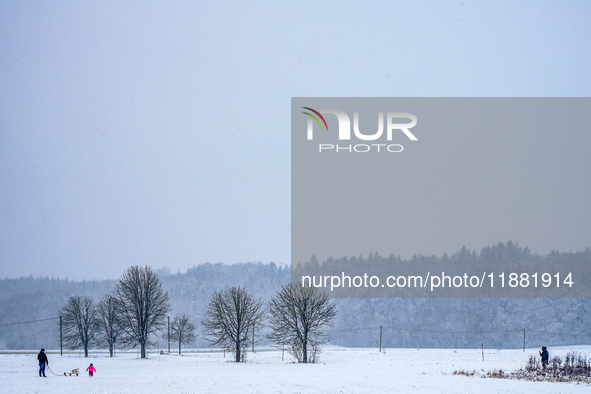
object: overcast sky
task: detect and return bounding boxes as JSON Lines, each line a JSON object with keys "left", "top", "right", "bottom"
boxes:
{"left": 1, "top": 1, "right": 590, "bottom": 280}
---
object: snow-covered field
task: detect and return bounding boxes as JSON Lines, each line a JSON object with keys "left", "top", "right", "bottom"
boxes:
{"left": 1, "top": 346, "right": 590, "bottom": 393}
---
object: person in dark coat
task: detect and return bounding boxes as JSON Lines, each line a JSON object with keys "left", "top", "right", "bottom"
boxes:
{"left": 539, "top": 346, "right": 549, "bottom": 368}
{"left": 37, "top": 348, "right": 48, "bottom": 377}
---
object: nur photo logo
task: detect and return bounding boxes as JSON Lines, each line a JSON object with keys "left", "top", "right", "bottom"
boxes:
{"left": 302, "top": 107, "right": 418, "bottom": 153}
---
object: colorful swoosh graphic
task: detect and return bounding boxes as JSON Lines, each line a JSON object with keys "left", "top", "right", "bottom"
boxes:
{"left": 302, "top": 107, "right": 329, "bottom": 131}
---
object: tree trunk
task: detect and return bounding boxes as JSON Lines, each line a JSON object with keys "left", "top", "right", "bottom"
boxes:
{"left": 179, "top": 337, "right": 181, "bottom": 355}
{"left": 109, "top": 343, "right": 113, "bottom": 357}
{"left": 141, "top": 342, "right": 146, "bottom": 358}
{"left": 235, "top": 340, "right": 241, "bottom": 362}
{"left": 302, "top": 338, "right": 307, "bottom": 363}
{"left": 84, "top": 343, "right": 89, "bottom": 358}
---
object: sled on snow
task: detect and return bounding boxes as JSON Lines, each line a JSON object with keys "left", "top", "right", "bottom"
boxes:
{"left": 64, "top": 368, "right": 79, "bottom": 376}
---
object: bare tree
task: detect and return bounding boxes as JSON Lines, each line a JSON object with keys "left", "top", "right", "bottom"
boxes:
{"left": 96, "top": 294, "right": 121, "bottom": 357}
{"left": 202, "top": 286, "right": 265, "bottom": 362}
{"left": 170, "top": 314, "right": 197, "bottom": 355}
{"left": 267, "top": 282, "right": 337, "bottom": 363}
{"left": 114, "top": 266, "right": 171, "bottom": 358}
{"left": 61, "top": 295, "right": 98, "bottom": 357}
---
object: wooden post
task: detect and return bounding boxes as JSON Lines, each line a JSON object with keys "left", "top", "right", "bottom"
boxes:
{"left": 223, "top": 349, "right": 225, "bottom": 358}
{"left": 59, "top": 316, "right": 63, "bottom": 356}
{"left": 379, "top": 325, "right": 382, "bottom": 352}
{"left": 282, "top": 346, "right": 284, "bottom": 361}
{"left": 481, "top": 343, "right": 484, "bottom": 361}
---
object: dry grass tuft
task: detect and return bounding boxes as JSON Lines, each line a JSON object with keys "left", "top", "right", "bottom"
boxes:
{"left": 453, "top": 369, "right": 477, "bottom": 377}
{"left": 482, "top": 351, "right": 591, "bottom": 384}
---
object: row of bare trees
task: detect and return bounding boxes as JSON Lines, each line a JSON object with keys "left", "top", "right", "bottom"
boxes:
{"left": 61, "top": 266, "right": 337, "bottom": 363}
{"left": 202, "top": 283, "right": 337, "bottom": 363}
{"left": 61, "top": 266, "right": 180, "bottom": 358}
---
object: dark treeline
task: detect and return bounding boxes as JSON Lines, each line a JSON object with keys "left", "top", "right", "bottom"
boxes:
{"left": 316, "top": 242, "right": 591, "bottom": 348}
{"left": 1, "top": 242, "right": 590, "bottom": 350}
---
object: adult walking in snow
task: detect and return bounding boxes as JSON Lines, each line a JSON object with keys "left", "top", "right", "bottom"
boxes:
{"left": 37, "top": 348, "right": 48, "bottom": 377}
{"left": 539, "top": 346, "right": 549, "bottom": 368}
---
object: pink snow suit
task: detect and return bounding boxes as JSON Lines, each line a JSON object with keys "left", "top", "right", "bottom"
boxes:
{"left": 86, "top": 365, "right": 96, "bottom": 377}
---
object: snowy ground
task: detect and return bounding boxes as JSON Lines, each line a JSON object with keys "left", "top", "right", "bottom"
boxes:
{"left": 1, "top": 346, "right": 590, "bottom": 393}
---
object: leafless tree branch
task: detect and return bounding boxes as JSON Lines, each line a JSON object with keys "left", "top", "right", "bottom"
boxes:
{"left": 201, "top": 286, "right": 264, "bottom": 362}
{"left": 170, "top": 313, "right": 197, "bottom": 355}
{"left": 114, "top": 265, "right": 171, "bottom": 358}
{"left": 96, "top": 294, "right": 122, "bottom": 357}
{"left": 61, "top": 295, "right": 98, "bottom": 357}
{"left": 267, "top": 282, "right": 337, "bottom": 363}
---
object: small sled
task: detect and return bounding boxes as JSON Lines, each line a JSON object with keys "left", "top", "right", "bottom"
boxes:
{"left": 64, "top": 368, "right": 79, "bottom": 376}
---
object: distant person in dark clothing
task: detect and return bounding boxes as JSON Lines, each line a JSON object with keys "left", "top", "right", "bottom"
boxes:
{"left": 539, "top": 346, "right": 549, "bottom": 368}
{"left": 37, "top": 348, "right": 48, "bottom": 377}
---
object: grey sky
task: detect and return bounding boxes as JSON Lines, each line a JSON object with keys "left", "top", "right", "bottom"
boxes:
{"left": 1, "top": 1, "right": 590, "bottom": 280}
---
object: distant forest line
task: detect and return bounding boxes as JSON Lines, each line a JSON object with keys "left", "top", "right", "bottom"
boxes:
{"left": 1, "top": 241, "right": 590, "bottom": 351}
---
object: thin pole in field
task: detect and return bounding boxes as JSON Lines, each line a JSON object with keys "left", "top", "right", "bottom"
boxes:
{"left": 59, "top": 316, "right": 63, "bottom": 356}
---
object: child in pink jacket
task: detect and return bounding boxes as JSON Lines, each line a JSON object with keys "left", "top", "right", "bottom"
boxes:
{"left": 86, "top": 363, "right": 96, "bottom": 377}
